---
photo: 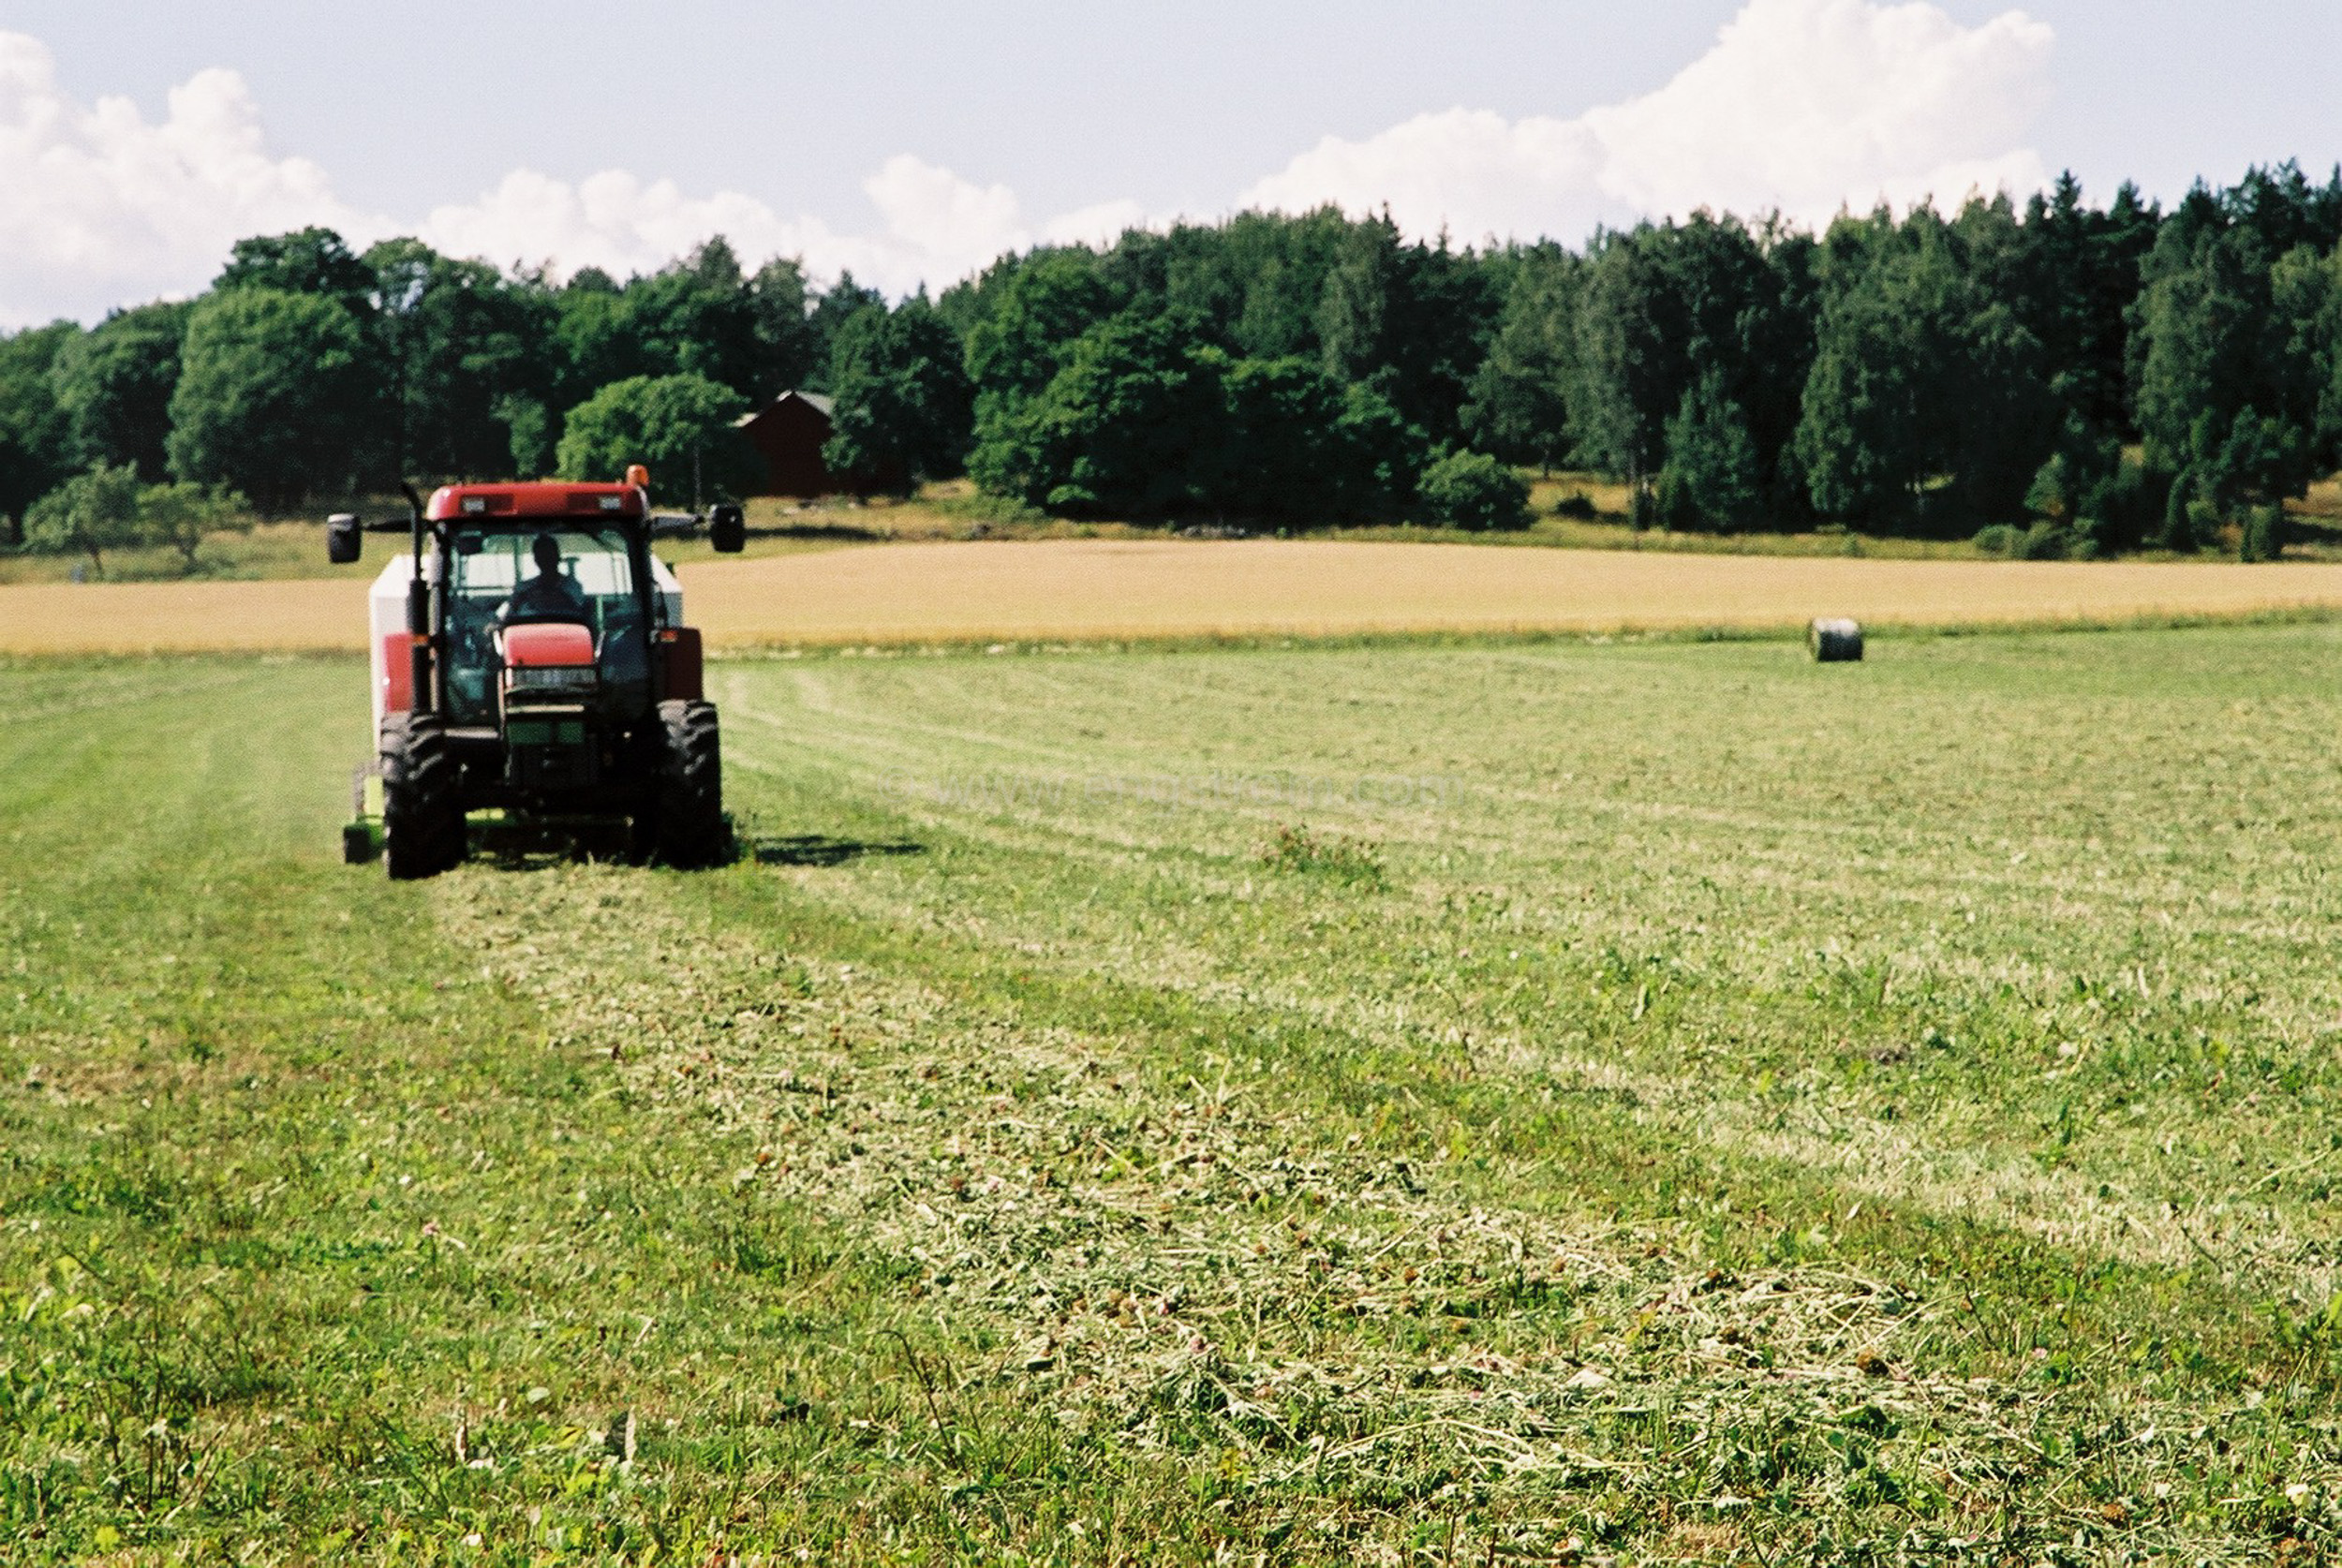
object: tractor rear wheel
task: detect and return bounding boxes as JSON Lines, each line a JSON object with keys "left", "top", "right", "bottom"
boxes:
{"left": 654, "top": 700, "right": 727, "bottom": 868}
{"left": 381, "top": 714, "right": 465, "bottom": 880}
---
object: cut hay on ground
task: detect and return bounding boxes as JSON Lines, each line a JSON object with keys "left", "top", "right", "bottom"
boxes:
{"left": 12, "top": 540, "right": 2342, "bottom": 654}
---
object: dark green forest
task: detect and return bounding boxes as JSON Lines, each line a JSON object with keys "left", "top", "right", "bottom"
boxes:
{"left": 6, "top": 163, "right": 2342, "bottom": 563}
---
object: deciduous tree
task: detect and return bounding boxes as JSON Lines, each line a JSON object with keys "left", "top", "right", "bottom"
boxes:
{"left": 1416, "top": 449, "right": 1530, "bottom": 531}
{"left": 823, "top": 298, "right": 976, "bottom": 493}
{"left": 555, "top": 374, "right": 755, "bottom": 506}
{"left": 1221, "top": 356, "right": 1423, "bottom": 522}
{"left": 22, "top": 462, "right": 143, "bottom": 576}
{"left": 215, "top": 228, "right": 378, "bottom": 317}
{"left": 166, "top": 288, "right": 380, "bottom": 512}
{"left": 366, "top": 238, "right": 555, "bottom": 481}
{"left": 138, "top": 480, "right": 250, "bottom": 574}
{"left": 1461, "top": 249, "right": 1579, "bottom": 470}
{"left": 803, "top": 272, "right": 887, "bottom": 393}
{"left": 971, "top": 313, "right": 1225, "bottom": 518}
{"left": 749, "top": 258, "right": 823, "bottom": 398}
{"left": 0, "top": 320, "right": 80, "bottom": 537}
{"left": 50, "top": 302, "right": 189, "bottom": 481}
{"left": 1658, "top": 373, "right": 1762, "bottom": 530}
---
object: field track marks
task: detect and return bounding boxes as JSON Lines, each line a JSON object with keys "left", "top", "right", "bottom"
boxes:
{"left": 424, "top": 859, "right": 2340, "bottom": 1558}
{"left": 710, "top": 724, "right": 2342, "bottom": 1299}
{"left": 705, "top": 646, "right": 2342, "bottom": 1303}
{"left": 0, "top": 664, "right": 270, "bottom": 728}
{"left": 778, "top": 809, "right": 2333, "bottom": 1293}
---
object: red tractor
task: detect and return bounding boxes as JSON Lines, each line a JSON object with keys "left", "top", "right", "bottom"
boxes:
{"left": 330, "top": 473, "right": 746, "bottom": 878}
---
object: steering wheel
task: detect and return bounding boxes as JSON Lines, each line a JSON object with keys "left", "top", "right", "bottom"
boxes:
{"left": 437, "top": 598, "right": 496, "bottom": 674}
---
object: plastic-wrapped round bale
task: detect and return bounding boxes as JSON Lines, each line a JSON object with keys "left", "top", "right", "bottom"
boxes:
{"left": 1809, "top": 617, "right": 1863, "bottom": 662}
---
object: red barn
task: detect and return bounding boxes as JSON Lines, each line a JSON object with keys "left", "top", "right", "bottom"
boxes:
{"left": 734, "top": 391, "right": 911, "bottom": 497}
{"left": 734, "top": 391, "right": 838, "bottom": 496}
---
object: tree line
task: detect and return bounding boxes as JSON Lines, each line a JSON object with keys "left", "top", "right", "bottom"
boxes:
{"left": 4, "top": 162, "right": 2341, "bottom": 569}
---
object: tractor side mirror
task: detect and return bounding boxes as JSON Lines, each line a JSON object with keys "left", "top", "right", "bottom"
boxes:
{"left": 709, "top": 502, "right": 746, "bottom": 554}
{"left": 327, "top": 513, "right": 363, "bottom": 565}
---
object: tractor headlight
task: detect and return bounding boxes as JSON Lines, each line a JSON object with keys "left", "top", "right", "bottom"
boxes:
{"left": 506, "top": 666, "right": 598, "bottom": 692}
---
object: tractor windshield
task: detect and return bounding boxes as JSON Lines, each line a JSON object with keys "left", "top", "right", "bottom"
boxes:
{"left": 441, "top": 526, "right": 649, "bottom": 724}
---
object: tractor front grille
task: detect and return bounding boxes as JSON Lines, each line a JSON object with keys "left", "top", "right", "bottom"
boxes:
{"left": 503, "top": 703, "right": 597, "bottom": 791}
{"left": 506, "top": 717, "right": 586, "bottom": 747}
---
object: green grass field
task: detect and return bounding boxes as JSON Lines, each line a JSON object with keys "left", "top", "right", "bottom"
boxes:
{"left": 9, "top": 628, "right": 2342, "bottom": 1563}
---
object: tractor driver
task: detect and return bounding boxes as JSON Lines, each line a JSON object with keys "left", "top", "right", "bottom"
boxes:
{"left": 498, "top": 532, "right": 591, "bottom": 625}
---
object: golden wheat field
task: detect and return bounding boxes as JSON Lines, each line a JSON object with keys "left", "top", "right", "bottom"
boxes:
{"left": 11, "top": 539, "right": 2342, "bottom": 655}
{"left": 0, "top": 577, "right": 370, "bottom": 654}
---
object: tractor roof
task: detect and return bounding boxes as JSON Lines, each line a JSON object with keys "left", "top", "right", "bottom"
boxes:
{"left": 424, "top": 481, "right": 648, "bottom": 523}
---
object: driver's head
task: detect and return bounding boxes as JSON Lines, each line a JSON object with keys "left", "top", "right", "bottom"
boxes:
{"left": 530, "top": 533, "right": 561, "bottom": 573}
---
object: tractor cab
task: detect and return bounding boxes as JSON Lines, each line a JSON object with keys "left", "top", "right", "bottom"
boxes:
{"left": 439, "top": 522, "right": 654, "bottom": 730}
{"left": 331, "top": 474, "right": 745, "bottom": 878}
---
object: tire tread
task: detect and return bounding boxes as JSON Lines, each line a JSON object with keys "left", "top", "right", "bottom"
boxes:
{"left": 381, "top": 713, "right": 465, "bottom": 879}
{"left": 654, "top": 700, "right": 726, "bottom": 868}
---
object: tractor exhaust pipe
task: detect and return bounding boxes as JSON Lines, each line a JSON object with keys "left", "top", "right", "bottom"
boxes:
{"left": 402, "top": 483, "right": 434, "bottom": 715}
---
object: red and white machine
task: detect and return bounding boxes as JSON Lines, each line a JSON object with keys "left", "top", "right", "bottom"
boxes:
{"left": 330, "top": 475, "right": 744, "bottom": 878}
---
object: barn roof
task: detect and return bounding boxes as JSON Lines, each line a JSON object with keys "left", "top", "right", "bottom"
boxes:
{"left": 734, "top": 390, "right": 834, "bottom": 428}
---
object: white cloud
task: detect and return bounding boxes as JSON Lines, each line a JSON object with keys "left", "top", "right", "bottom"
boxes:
{"left": 413, "top": 164, "right": 1157, "bottom": 298}
{"left": 418, "top": 154, "right": 1037, "bottom": 296}
{"left": 1240, "top": 0, "right": 2055, "bottom": 243}
{"left": 0, "top": 24, "right": 1062, "bottom": 324}
{"left": 0, "top": 32, "right": 377, "bottom": 325}
{"left": 858, "top": 155, "right": 1024, "bottom": 268}
{"left": 1040, "top": 199, "right": 1154, "bottom": 250}
{"left": 0, "top": 0, "right": 2059, "bottom": 327}
{"left": 418, "top": 168, "right": 818, "bottom": 286}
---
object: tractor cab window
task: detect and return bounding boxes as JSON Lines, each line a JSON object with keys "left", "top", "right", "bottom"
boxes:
{"left": 441, "top": 527, "right": 649, "bottom": 723}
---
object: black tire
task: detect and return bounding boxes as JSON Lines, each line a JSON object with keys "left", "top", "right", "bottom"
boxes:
{"left": 624, "top": 807, "right": 660, "bottom": 866}
{"left": 654, "top": 700, "right": 727, "bottom": 868}
{"left": 381, "top": 714, "right": 465, "bottom": 880}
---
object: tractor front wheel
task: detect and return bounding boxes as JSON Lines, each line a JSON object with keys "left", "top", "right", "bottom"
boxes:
{"left": 381, "top": 714, "right": 465, "bottom": 880}
{"left": 654, "top": 700, "right": 727, "bottom": 868}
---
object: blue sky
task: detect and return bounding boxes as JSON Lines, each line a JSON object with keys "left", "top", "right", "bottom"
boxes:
{"left": 2, "top": 1, "right": 2337, "bottom": 324}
